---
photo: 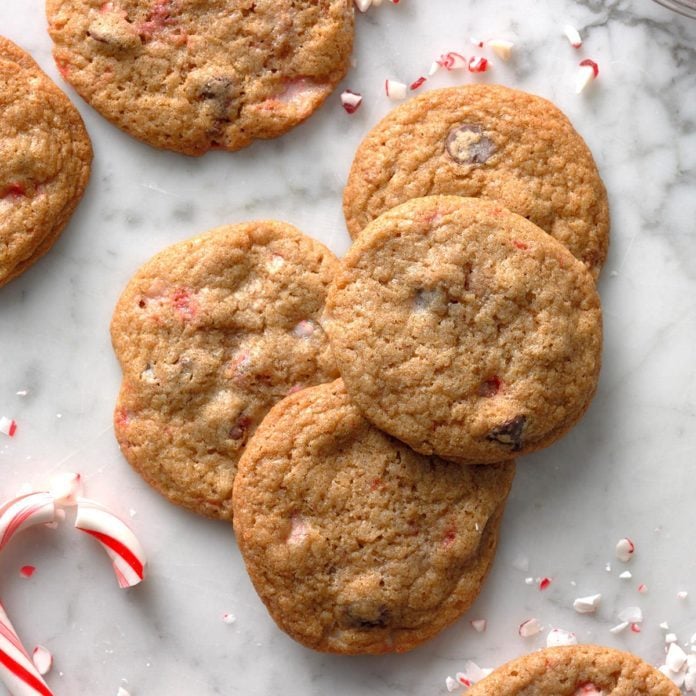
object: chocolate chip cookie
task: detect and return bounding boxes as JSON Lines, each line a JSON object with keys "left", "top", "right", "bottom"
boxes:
{"left": 326, "top": 196, "right": 602, "bottom": 464}
{"left": 111, "top": 221, "right": 339, "bottom": 519}
{"left": 468, "top": 645, "right": 680, "bottom": 695}
{"left": 343, "top": 84, "right": 609, "bottom": 278}
{"left": 0, "top": 36, "right": 92, "bottom": 288}
{"left": 233, "top": 379, "right": 515, "bottom": 654}
{"left": 46, "top": 0, "right": 354, "bottom": 155}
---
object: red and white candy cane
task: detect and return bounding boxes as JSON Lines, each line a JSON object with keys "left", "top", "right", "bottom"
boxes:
{"left": 0, "top": 492, "right": 56, "bottom": 696}
{"left": 75, "top": 498, "right": 146, "bottom": 589}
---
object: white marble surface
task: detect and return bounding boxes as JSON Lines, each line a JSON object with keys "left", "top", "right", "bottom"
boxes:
{"left": 1, "top": 0, "right": 696, "bottom": 694}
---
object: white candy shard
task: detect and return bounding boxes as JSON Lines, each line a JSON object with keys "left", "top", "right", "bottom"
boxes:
{"left": 471, "top": 619, "right": 487, "bottom": 632}
{"left": 563, "top": 24, "right": 583, "bottom": 48}
{"left": 354, "top": 0, "right": 371, "bottom": 11}
{"left": 525, "top": 576, "right": 534, "bottom": 585}
{"left": 488, "top": 38, "right": 514, "bottom": 61}
{"left": 385, "top": 79, "right": 407, "bottom": 101}
{"left": 573, "top": 594, "right": 602, "bottom": 613}
{"left": 340, "top": 90, "right": 363, "bottom": 114}
{"left": 660, "top": 622, "right": 670, "bottom": 631}
{"left": 32, "top": 645, "right": 52, "bottom": 675}
{"left": 546, "top": 628, "right": 577, "bottom": 647}
{"left": 615, "top": 538, "right": 635, "bottom": 562}
{"left": 519, "top": 618, "right": 543, "bottom": 637}
{"left": 222, "top": 612, "right": 236, "bottom": 625}
{"left": 619, "top": 570, "right": 632, "bottom": 579}
{"left": 428, "top": 61, "right": 441, "bottom": 76}
{"left": 575, "top": 61, "right": 598, "bottom": 94}
{"left": 117, "top": 688, "right": 131, "bottom": 696}
{"left": 667, "top": 643, "right": 688, "bottom": 672}
{"left": 445, "top": 675, "right": 458, "bottom": 692}
{"left": 49, "top": 472, "right": 83, "bottom": 507}
{"left": 678, "top": 591, "right": 689, "bottom": 600}
{"left": 456, "top": 661, "right": 493, "bottom": 686}
{"left": 659, "top": 664, "right": 686, "bottom": 687}
{"left": 617, "top": 606, "right": 643, "bottom": 623}
{"left": 666, "top": 633, "right": 678, "bottom": 644}
{"left": 609, "top": 622, "right": 629, "bottom": 634}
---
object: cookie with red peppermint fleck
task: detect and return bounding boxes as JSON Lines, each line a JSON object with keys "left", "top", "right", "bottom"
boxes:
{"left": 46, "top": 0, "right": 354, "bottom": 155}
{"left": 111, "top": 221, "right": 339, "bottom": 519}
{"left": 0, "top": 36, "right": 92, "bottom": 288}
{"left": 467, "top": 645, "right": 680, "bottom": 695}
{"left": 326, "top": 196, "right": 602, "bottom": 465}
{"left": 233, "top": 379, "right": 515, "bottom": 654}
{"left": 343, "top": 84, "right": 609, "bottom": 279}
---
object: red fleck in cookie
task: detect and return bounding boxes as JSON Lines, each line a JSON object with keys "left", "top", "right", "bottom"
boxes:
{"left": 467, "top": 645, "right": 680, "bottom": 695}
{"left": 326, "top": 196, "right": 602, "bottom": 464}
{"left": 233, "top": 379, "right": 515, "bottom": 654}
{"left": 343, "top": 84, "right": 609, "bottom": 278}
{"left": 46, "top": 0, "right": 355, "bottom": 155}
{"left": 0, "top": 36, "right": 92, "bottom": 288}
{"left": 111, "top": 221, "right": 339, "bottom": 519}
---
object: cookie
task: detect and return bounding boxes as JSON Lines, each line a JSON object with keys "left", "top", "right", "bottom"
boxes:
{"left": 468, "top": 645, "right": 680, "bottom": 695}
{"left": 111, "top": 221, "right": 339, "bottom": 519}
{"left": 0, "top": 36, "right": 92, "bottom": 288}
{"left": 343, "top": 84, "right": 609, "bottom": 278}
{"left": 46, "top": 0, "right": 354, "bottom": 155}
{"left": 326, "top": 196, "right": 602, "bottom": 464}
{"left": 233, "top": 379, "right": 515, "bottom": 654}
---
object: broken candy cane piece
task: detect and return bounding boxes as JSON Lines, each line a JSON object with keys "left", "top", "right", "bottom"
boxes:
{"left": 678, "top": 590, "right": 689, "bottom": 600}
{"left": 19, "top": 566, "right": 36, "bottom": 579}
{"left": 31, "top": 647, "right": 52, "bottom": 677}
{"left": 576, "top": 59, "right": 599, "bottom": 94}
{"left": 437, "top": 52, "right": 468, "bottom": 71}
{"left": 354, "top": 0, "right": 371, "bottom": 11}
{"left": 573, "top": 593, "right": 602, "bottom": 613}
{"left": 456, "top": 661, "right": 493, "bottom": 686}
{"left": 488, "top": 39, "right": 514, "bottom": 61}
{"left": 468, "top": 56, "right": 489, "bottom": 73}
{"left": 410, "top": 76, "right": 427, "bottom": 91}
{"left": 340, "top": 90, "right": 363, "bottom": 114}
{"left": 470, "top": 619, "right": 486, "bottom": 632}
{"left": 609, "top": 621, "right": 629, "bottom": 634}
{"left": 445, "top": 676, "right": 458, "bottom": 692}
{"left": 0, "top": 493, "right": 56, "bottom": 551}
{"left": 563, "top": 24, "right": 583, "bottom": 48}
{"left": 0, "top": 603, "right": 53, "bottom": 696}
{"left": 546, "top": 628, "right": 577, "bottom": 647}
{"left": 539, "top": 577, "right": 552, "bottom": 590}
{"left": 666, "top": 643, "right": 688, "bottom": 672}
{"left": 0, "top": 417, "right": 18, "bottom": 438}
{"left": 385, "top": 79, "right": 407, "bottom": 100}
{"left": 48, "top": 473, "right": 83, "bottom": 507}
{"left": 519, "top": 618, "right": 543, "bottom": 637}
{"left": 615, "top": 537, "right": 635, "bottom": 562}
{"left": 75, "top": 498, "right": 147, "bottom": 588}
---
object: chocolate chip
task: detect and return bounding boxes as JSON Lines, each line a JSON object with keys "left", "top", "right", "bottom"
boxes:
{"left": 446, "top": 124, "right": 495, "bottom": 164}
{"left": 198, "top": 76, "right": 239, "bottom": 121}
{"left": 486, "top": 415, "right": 526, "bottom": 451}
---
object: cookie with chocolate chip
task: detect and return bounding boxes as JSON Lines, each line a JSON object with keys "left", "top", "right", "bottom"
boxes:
{"left": 343, "top": 84, "right": 609, "bottom": 278}
{"left": 0, "top": 36, "right": 92, "bottom": 288}
{"left": 233, "top": 379, "right": 515, "bottom": 654}
{"left": 467, "top": 645, "right": 680, "bottom": 695}
{"left": 326, "top": 196, "right": 602, "bottom": 464}
{"left": 111, "top": 221, "right": 339, "bottom": 519}
{"left": 46, "top": 0, "right": 354, "bottom": 155}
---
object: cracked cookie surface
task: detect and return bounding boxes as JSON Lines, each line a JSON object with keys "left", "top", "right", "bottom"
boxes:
{"left": 326, "top": 196, "right": 602, "bottom": 464}
{"left": 343, "top": 84, "right": 609, "bottom": 278}
{"left": 0, "top": 36, "right": 92, "bottom": 287}
{"left": 46, "top": 0, "right": 354, "bottom": 155}
{"left": 233, "top": 379, "right": 515, "bottom": 654}
{"left": 468, "top": 645, "right": 680, "bottom": 695}
{"left": 111, "top": 221, "right": 339, "bottom": 519}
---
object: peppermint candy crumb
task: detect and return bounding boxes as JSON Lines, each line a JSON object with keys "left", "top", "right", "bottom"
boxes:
{"left": 470, "top": 619, "right": 487, "bottom": 632}
{"left": 617, "top": 606, "right": 643, "bottom": 623}
{"left": 573, "top": 593, "right": 601, "bottom": 614}
{"left": 340, "top": 90, "right": 363, "bottom": 114}
{"left": 563, "top": 24, "right": 583, "bottom": 48}
{"left": 539, "top": 577, "right": 552, "bottom": 591}
{"left": 222, "top": 612, "right": 236, "bottom": 625}
{"left": 546, "top": 628, "right": 577, "bottom": 647}
{"left": 576, "top": 59, "right": 599, "bottom": 94}
{"left": 609, "top": 622, "right": 629, "bottom": 634}
{"left": 619, "top": 570, "right": 632, "bottom": 580}
{"left": 615, "top": 537, "right": 635, "bottom": 562}
{"left": 678, "top": 591, "right": 689, "bottom": 600}
{"left": 519, "top": 618, "right": 543, "bottom": 637}
{"left": 19, "top": 565, "right": 36, "bottom": 579}
{"left": 0, "top": 416, "right": 17, "bottom": 437}
{"left": 468, "top": 56, "right": 489, "bottom": 73}
{"left": 354, "top": 0, "right": 371, "bottom": 11}
{"left": 32, "top": 645, "right": 52, "bottom": 675}
{"left": 385, "top": 79, "right": 407, "bottom": 100}
{"left": 488, "top": 39, "right": 514, "bottom": 61}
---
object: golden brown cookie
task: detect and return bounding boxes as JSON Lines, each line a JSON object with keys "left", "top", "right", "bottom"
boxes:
{"left": 233, "top": 379, "right": 515, "bottom": 654}
{"left": 111, "top": 221, "right": 339, "bottom": 519}
{"left": 0, "top": 36, "right": 92, "bottom": 288}
{"left": 468, "top": 645, "right": 680, "bottom": 695}
{"left": 343, "top": 84, "right": 609, "bottom": 278}
{"left": 326, "top": 196, "right": 602, "bottom": 464}
{"left": 46, "top": 0, "right": 354, "bottom": 155}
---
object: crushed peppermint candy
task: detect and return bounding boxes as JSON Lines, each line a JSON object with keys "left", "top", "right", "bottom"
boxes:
{"left": 618, "top": 606, "right": 643, "bottom": 623}
{"left": 117, "top": 688, "right": 131, "bottom": 696}
{"left": 470, "top": 619, "right": 487, "bottom": 632}
{"left": 546, "top": 628, "right": 577, "bottom": 647}
{"left": 525, "top": 577, "right": 534, "bottom": 585}
{"left": 0, "top": 416, "right": 17, "bottom": 437}
{"left": 539, "top": 577, "right": 552, "bottom": 591}
{"left": 519, "top": 618, "right": 543, "bottom": 637}
{"left": 619, "top": 570, "right": 632, "bottom": 579}
{"left": 609, "top": 622, "right": 629, "bottom": 634}
{"left": 666, "top": 633, "right": 678, "bottom": 644}
{"left": 50, "top": 472, "right": 83, "bottom": 506}
{"left": 660, "top": 622, "right": 671, "bottom": 631}
{"left": 19, "top": 565, "right": 36, "bottom": 579}
{"left": 631, "top": 623, "right": 642, "bottom": 633}
{"left": 32, "top": 645, "right": 52, "bottom": 676}
{"left": 488, "top": 39, "right": 514, "bottom": 61}
{"left": 576, "top": 59, "right": 599, "bottom": 94}
{"left": 222, "top": 612, "right": 236, "bottom": 624}
{"left": 678, "top": 591, "right": 690, "bottom": 600}
{"left": 615, "top": 537, "right": 635, "bottom": 562}
{"left": 410, "top": 76, "right": 427, "bottom": 91}
{"left": 666, "top": 643, "right": 689, "bottom": 673}
{"left": 340, "top": 90, "right": 363, "bottom": 114}
{"left": 437, "top": 52, "right": 468, "bottom": 71}
{"left": 385, "top": 79, "right": 407, "bottom": 100}
{"left": 638, "top": 583, "right": 648, "bottom": 594}
{"left": 455, "top": 661, "right": 493, "bottom": 687}
{"left": 563, "top": 24, "right": 583, "bottom": 48}
{"left": 468, "top": 56, "right": 489, "bottom": 73}
{"left": 445, "top": 675, "right": 459, "bottom": 692}
{"left": 354, "top": 0, "right": 371, "bottom": 11}
{"left": 573, "top": 594, "right": 602, "bottom": 613}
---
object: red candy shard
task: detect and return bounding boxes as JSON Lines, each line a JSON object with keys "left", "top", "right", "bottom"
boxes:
{"left": 8, "top": 420, "right": 17, "bottom": 437}
{"left": 171, "top": 287, "right": 197, "bottom": 319}
{"left": 513, "top": 240, "right": 529, "bottom": 250}
{"left": 468, "top": 56, "right": 489, "bottom": 73}
{"left": 478, "top": 376, "right": 502, "bottom": 397}
{"left": 19, "top": 565, "right": 36, "bottom": 579}
{"left": 340, "top": 89, "right": 363, "bottom": 114}
{"left": 409, "top": 76, "right": 427, "bottom": 90}
{"left": 579, "top": 59, "right": 599, "bottom": 77}
{"left": 539, "top": 576, "right": 552, "bottom": 590}
{"left": 630, "top": 623, "right": 641, "bottom": 633}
